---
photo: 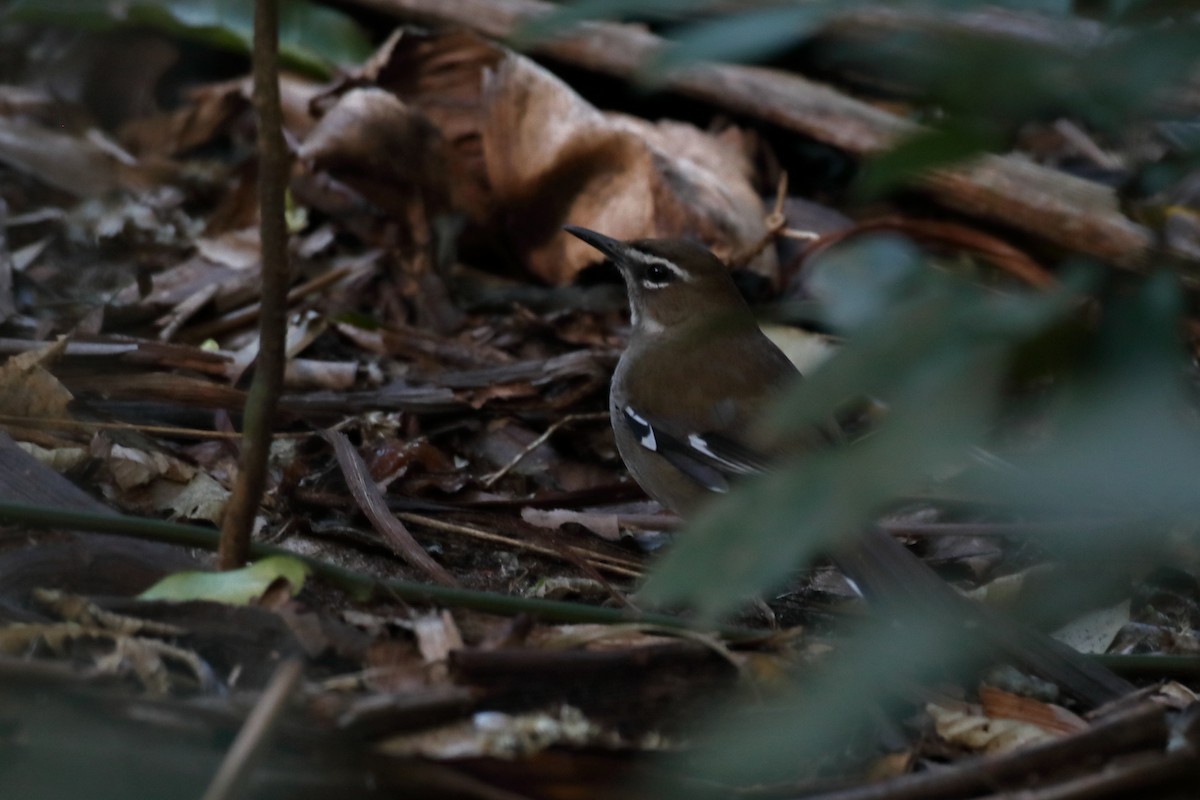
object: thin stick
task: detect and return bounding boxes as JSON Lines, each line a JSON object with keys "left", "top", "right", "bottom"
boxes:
{"left": 185, "top": 263, "right": 360, "bottom": 342}
{"left": 0, "top": 502, "right": 752, "bottom": 635}
{"left": 397, "top": 511, "right": 643, "bottom": 578}
{"left": 200, "top": 659, "right": 304, "bottom": 800}
{"left": 481, "top": 412, "right": 608, "bottom": 488}
{"left": 0, "top": 415, "right": 307, "bottom": 440}
{"left": 219, "top": 0, "right": 290, "bottom": 570}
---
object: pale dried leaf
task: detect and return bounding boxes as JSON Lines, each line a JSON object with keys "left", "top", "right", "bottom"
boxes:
{"left": 927, "top": 700, "right": 1059, "bottom": 754}
{"left": 960, "top": 563, "right": 1055, "bottom": 608}
{"left": 1052, "top": 599, "right": 1130, "bottom": 655}
{"left": 761, "top": 323, "right": 838, "bottom": 375}
{"left": 1153, "top": 680, "right": 1199, "bottom": 708}
{"left": 194, "top": 227, "right": 261, "bottom": 270}
{"left": 16, "top": 441, "right": 88, "bottom": 472}
{"left": 522, "top": 507, "right": 621, "bottom": 541}
{"left": 104, "top": 443, "right": 195, "bottom": 491}
{"left": 33, "top": 589, "right": 186, "bottom": 637}
{"left": 413, "top": 610, "right": 464, "bottom": 664}
{"left": 149, "top": 470, "right": 230, "bottom": 524}
{"left": 378, "top": 705, "right": 623, "bottom": 759}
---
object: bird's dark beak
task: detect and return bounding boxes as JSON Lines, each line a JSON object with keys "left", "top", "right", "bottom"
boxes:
{"left": 563, "top": 225, "right": 629, "bottom": 264}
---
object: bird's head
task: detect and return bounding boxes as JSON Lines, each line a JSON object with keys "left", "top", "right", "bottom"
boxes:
{"left": 564, "top": 226, "right": 748, "bottom": 335}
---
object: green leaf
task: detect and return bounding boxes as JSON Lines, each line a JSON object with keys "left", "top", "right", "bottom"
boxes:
{"left": 855, "top": 123, "right": 1003, "bottom": 199}
{"left": 645, "top": 5, "right": 836, "bottom": 76}
{"left": 765, "top": 278, "right": 963, "bottom": 434}
{"left": 3, "top": 0, "right": 372, "bottom": 78}
{"left": 672, "top": 613, "right": 958, "bottom": 786}
{"left": 139, "top": 555, "right": 310, "bottom": 604}
{"left": 803, "top": 234, "right": 924, "bottom": 333}
{"left": 513, "top": 0, "right": 705, "bottom": 46}
{"left": 968, "top": 271, "right": 1200, "bottom": 518}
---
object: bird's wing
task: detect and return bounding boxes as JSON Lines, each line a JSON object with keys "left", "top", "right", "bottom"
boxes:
{"left": 620, "top": 405, "right": 769, "bottom": 493}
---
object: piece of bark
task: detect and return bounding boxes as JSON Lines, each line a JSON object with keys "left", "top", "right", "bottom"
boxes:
{"left": 347, "top": 0, "right": 1156, "bottom": 268}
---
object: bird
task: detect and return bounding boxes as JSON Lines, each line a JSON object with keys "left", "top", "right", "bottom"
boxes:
{"left": 564, "top": 224, "right": 1132, "bottom": 707}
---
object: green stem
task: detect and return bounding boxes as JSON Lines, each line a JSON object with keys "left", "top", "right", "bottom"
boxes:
{"left": 0, "top": 502, "right": 753, "bottom": 635}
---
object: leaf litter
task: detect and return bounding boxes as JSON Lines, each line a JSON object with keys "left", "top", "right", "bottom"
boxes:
{"left": 0, "top": 9, "right": 1197, "bottom": 800}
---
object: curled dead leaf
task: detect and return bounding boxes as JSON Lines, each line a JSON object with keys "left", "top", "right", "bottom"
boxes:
{"left": 482, "top": 54, "right": 776, "bottom": 284}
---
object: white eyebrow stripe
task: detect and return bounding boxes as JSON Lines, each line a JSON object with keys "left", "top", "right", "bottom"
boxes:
{"left": 627, "top": 249, "right": 690, "bottom": 281}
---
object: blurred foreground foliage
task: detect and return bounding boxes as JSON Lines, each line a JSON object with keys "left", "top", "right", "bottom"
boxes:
{"left": 2, "top": 0, "right": 372, "bottom": 77}
{"left": 534, "top": 0, "right": 1200, "bottom": 197}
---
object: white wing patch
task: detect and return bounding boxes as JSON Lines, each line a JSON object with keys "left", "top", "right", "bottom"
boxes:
{"left": 688, "top": 433, "right": 757, "bottom": 474}
{"left": 687, "top": 433, "right": 718, "bottom": 459}
{"left": 624, "top": 406, "right": 657, "bottom": 451}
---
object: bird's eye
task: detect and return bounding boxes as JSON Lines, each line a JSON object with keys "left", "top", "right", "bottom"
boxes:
{"left": 644, "top": 263, "right": 673, "bottom": 284}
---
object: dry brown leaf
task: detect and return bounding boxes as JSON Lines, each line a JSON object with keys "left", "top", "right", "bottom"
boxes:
{"left": 961, "top": 563, "right": 1056, "bottom": 609}
{"left": 978, "top": 685, "right": 1087, "bottom": 735}
{"left": 1153, "top": 680, "right": 1200, "bottom": 707}
{"left": 525, "top": 624, "right": 678, "bottom": 651}
{"left": 761, "top": 323, "right": 838, "bottom": 375}
{"left": 300, "top": 87, "right": 451, "bottom": 224}
{"left": 363, "top": 30, "right": 774, "bottom": 284}
{"left": 929, "top": 686, "right": 1085, "bottom": 755}
{"left": 0, "top": 338, "right": 73, "bottom": 419}
{"left": 111, "top": 253, "right": 259, "bottom": 312}
{"left": 365, "top": 29, "right": 502, "bottom": 223}
{"left": 802, "top": 216, "right": 1056, "bottom": 289}
{"left": 481, "top": 54, "right": 776, "bottom": 284}
{"left": 33, "top": 589, "right": 186, "bottom": 637}
{"left": 364, "top": 639, "right": 430, "bottom": 693}
{"left": 121, "top": 73, "right": 320, "bottom": 158}
{"left": 0, "top": 621, "right": 210, "bottom": 695}
{"left": 864, "top": 751, "right": 914, "bottom": 782}
{"left": 119, "top": 78, "right": 248, "bottom": 157}
{"left": 109, "top": 443, "right": 195, "bottom": 490}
